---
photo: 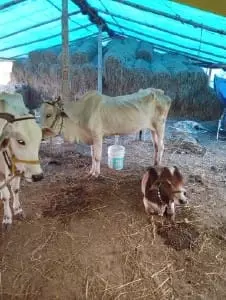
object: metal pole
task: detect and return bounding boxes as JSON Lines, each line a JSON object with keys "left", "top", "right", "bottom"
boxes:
{"left": 61, "top": 0, "right": 71, "bottom": 102}
{"left": 208, "top": 68, "right": 212, "bottom": 85}
{"left": 97, "top": 25, "right": 103, "bottom": 94}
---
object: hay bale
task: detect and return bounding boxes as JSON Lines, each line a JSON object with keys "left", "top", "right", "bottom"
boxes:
{"left": 151, "top": 59, "right": 170, "bottom": 75}
{"left": 134, "top": 58, "right": 152, "bottom": 73}
{"left": 28, "top": 51, "right": 44, "bottom": 66}
{"left": 49, "top": 64, "right": 61, "bottom": 80}
{"left": 57, "top": 39, "right": 83, "bottom": 63}
{"left": 42, "top": 51, "right": 57, "bottom": 64}
{"left": 136, "top": 41, "right": 153, "bottom": 62}
{"left": 104, "top": 38, "right": 139, "bottom": 95}
{"left": 162, "top": 53, "right": 188, "bottom": 75}
{"left": 104, "top": 38, "right": 139, "bottom": 67}
{"left": 11, "top": 59, "right": 26, "bottom": 83}
{"left": 71, "top": 63, "right": 97, "bottom": 97}
{"left": 71, "top": 37, "right": 98, "bottom": 64}
{"left": 9, "top": 37, "right": 221, "bottom": 120}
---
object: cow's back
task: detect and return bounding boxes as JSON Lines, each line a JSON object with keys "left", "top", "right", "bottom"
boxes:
{"left": 0, "top": 92, "right": 28, "bottom": 115}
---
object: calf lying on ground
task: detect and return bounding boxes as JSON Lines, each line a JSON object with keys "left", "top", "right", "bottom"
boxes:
{"left": 41, "top": 88, "right": 172, "bottom": 177}
{"left": 141, "top": 166, "right": 187, "bottom": 219}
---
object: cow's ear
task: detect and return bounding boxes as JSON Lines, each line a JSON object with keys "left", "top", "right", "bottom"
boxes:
{"left": 0, "top": 138, "right": 10, "bottom": 150}
{"left": 173, "top": 166, "right": 183, "bottom": 183}
{"left": 42, "top": 128, "right": 54, "bottom": 139}
{"left": 0, "top": 123, "right": 13, "bottom": 149}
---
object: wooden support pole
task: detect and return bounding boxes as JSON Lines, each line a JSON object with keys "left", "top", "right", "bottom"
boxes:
{"left": 97, "top": 25, "right": 103, "bottom": 94}
{"left": 208, "top": 68, "right": 212, "bottom": 85}
{"left": 61, "top": 0, "right": 72, "bottom": 102}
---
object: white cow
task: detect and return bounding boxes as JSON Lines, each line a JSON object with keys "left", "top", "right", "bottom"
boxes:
{"left": 0, "top": 92, "right": 43, "bottom": 230}
{"left": 41, "top": 88, "right": 172, "bottom": 177}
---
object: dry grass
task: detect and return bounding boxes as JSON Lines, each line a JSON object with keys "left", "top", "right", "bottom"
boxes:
{"left": 0, "top": 124, "right": 226, "bottom": 299}
{"left": 11, "top": 37, "right": 222, "bottom": 120}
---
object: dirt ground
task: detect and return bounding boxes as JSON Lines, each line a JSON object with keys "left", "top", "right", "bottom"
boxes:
{"left": 0, "top": 120, "right": 226, "bottom": 300}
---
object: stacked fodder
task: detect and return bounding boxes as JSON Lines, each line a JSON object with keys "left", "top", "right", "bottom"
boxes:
{"left": 71, "top": 59, "right": 98, "bottom": 99}
{"left": 70, "top": 37, "right": 98, "bottom": 64}
{"left": 104, "top": 38, "right": 139, "bottom": 95}
{"left": 133, "top": 59, "right": 153, "bottom": 90}
{"left": 149, "top": 52, "right": 172, "bottom": 92}
{"left": 11, "top": 38, "right": 98, "bottom": 105}
{"left": 136, "top": 41, "right": 153, "bottom": 62}
{"left": 56, "top": 37, "right": 98, "bottom": 99}
{"left": 162, "top": 53, "right": 207, "bottom": 96}
{"left": 160, "top": 53, "right": 217, "bottom": 119}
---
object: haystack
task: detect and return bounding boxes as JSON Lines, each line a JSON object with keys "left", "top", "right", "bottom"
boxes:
{"left": 11, "top": 37, "right": 221, "bottom": 120}
{"left": 71, "top": 37, "right": 98, "bottom": 64}
{"left": 71, "top": 62, "right": 97, "bottom": 97}
{"left": 104, "top": 38, "right": 139, "bottom": 95}
{"left": 136, "top": 41, "right": 153, "bottom": 62}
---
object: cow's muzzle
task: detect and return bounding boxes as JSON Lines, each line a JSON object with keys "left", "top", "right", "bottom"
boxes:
{"left": 32, "top": 173, "right": 44, "bottom": 182}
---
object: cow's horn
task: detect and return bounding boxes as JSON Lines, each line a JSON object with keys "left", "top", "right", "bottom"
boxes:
{"left": 55, "top": 96, "right": 62, "bottom": 103}
{"left": 0, "top": 113, "right": 15, "bottom": 123}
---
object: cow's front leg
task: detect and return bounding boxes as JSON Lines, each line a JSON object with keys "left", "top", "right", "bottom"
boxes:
{"left": 10, "top": 176, "right": 24, "bottom": 218}
{"left": 1, "top": 186, "right": 12, "bottom": 230}
{"left": 166, "top": 202, "right": 175, "bottom": 222}
{"left": 89, "top": 145, "right": 96, "bottom": 176}
{"left": 91, "top": 136, "right": 103, "bottom": 177}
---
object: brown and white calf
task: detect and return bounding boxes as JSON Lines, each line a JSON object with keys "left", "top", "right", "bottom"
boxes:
{"left": 41, "top": 88, "right": 172, "bottom": 177}
{"left": 141, "top": 166, "right": 187, "bottom": 219}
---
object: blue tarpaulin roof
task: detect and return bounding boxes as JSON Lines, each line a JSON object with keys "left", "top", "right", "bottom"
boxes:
{"left": 0, "top": 0, "right": 225, "bottom": 64}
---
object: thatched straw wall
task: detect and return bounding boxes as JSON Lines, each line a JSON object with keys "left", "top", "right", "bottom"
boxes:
{"left": 11, "top": 37, "right": 221, "bottom": 120}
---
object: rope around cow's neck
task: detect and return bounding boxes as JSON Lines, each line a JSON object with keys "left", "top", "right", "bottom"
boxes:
{"left": 0, "top": 115, "right": 41, "bottom": 190}
{"left": 50, "top": 110, "right": 64, "bottom": 136}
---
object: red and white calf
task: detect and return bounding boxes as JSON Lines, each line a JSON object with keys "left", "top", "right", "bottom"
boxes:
{"left": 141, "top": 166, "right": 187, "bottom": 220}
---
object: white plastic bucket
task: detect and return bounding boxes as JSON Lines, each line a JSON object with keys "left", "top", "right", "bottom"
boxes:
{"left": 108, "top": 145, "right": 125, "bottom": 170}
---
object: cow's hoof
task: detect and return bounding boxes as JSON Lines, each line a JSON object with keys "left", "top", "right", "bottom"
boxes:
{"left": 93, "top": 173, "right": 100, "bottom": 178}
{"left": 2, "top": 222, "right": 12, "bottom": 232}
{"left": 14, "top": 211, "right": 26, "bottom": 220}
{"left": 87, "top": 171, "right": 100, "bottom": 178}
{"left": 14, "top": 207, "right": 25, "bottom": 216}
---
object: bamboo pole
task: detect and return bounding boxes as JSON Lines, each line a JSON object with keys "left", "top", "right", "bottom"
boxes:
{"left": 61, "top": 0, "right": 72, "bottom": 102}
{"left": 97, "top": 25, "right": 103, "bottom": 94}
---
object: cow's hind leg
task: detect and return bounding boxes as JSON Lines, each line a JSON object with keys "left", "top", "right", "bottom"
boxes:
{"left": 91, "top": 136, "right": 103, "bottom": 177}
{"left": 151, "top": 120, "right": 166, "bottom": 165}
{"left": 10, "top": 176, "right": 24, "bottom": 218}
{"left": 1, "top": 186, "right": 12, "bottom": 231}
{"left": 156, "top": 123, "right": 165, "bottom": 165}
